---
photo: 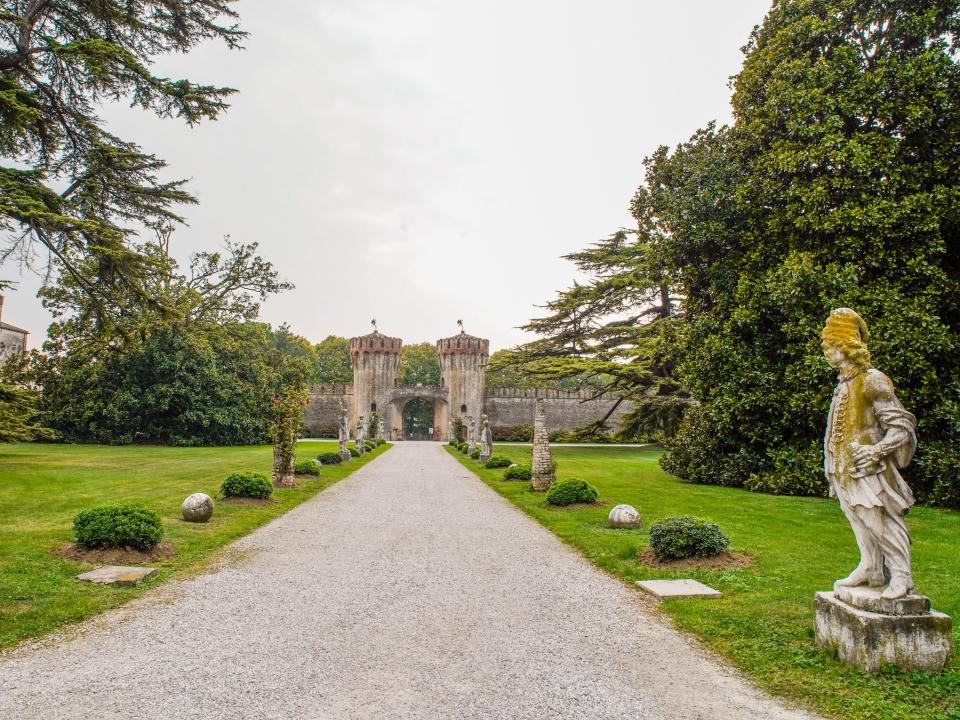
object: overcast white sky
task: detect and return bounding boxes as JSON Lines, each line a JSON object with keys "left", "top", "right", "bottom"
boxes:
{"left": 4, "top": 0, "right": 771, "bottom": 351}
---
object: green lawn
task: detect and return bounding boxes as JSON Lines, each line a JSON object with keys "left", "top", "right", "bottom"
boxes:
{"left": 0, "top": 441, "right": 388, "bottom": 649}
{"left": 449, "top": 445, "right": 960, "bottom": 720}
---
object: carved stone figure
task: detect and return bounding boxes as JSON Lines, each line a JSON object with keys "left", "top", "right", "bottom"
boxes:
{"left": 821, "top": 308, "right": 917, "bottom": 599}
{"left": 338, "top": 403, "right": 351, "bottom": 461}
{"left": 814, "top": 309, "right": 951, "bottom": 673}
{"left": 467, "top": 416, "right": 477, "bottom": 452}
{"left": 356, "top": 414, "right": 366, "bottom": 455}
{"left": 479, "top": 415, "right": 493, "bottom": 463}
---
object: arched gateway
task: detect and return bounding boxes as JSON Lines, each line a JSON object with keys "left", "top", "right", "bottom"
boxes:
{"left": 346, "top": 328, "right": 488, "bottom": 441}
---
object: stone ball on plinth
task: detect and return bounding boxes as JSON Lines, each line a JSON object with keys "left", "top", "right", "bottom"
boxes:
{"left": 182, "top": 493, "right": 214, "bottom": 523}
{"left": 608, "top": 503, "right": 642, "bottom": 529}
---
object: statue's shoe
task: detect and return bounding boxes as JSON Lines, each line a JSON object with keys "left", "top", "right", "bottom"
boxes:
{"left": 881, "top": 576, "right": 913, "bottom": 599}
{"left": 834, "top": 568, "right": 871, "bottom": 591}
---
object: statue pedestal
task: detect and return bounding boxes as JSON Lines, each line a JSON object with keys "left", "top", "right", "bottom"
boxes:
{"left": 814, "top": 586, "right": 951, "bottom": 672}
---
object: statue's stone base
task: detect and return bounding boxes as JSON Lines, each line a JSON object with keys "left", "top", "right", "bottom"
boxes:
{"left": 814, "top": 588, "right": 952, "bottom": 672}
{"left": 339, "top": 450, "right": 352, "bottom": 462}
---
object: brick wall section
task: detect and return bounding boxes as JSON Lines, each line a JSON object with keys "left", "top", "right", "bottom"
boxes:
{"left": 531, "top": 398, "right": 555, "bottom": 491}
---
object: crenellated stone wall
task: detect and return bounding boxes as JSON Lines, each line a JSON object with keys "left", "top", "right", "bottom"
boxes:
{"left": 304, "top": 384, "right": 353, "bottom": 437}
{"left": 482, "top": 387, "right": 630, "bottom": 431}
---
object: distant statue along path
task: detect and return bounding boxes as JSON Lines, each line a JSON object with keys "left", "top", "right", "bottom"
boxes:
{"left": 0, "top": 444, "right": 817, "bottom": 719}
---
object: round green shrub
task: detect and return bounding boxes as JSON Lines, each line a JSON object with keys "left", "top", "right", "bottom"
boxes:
{"left": 294, "top": 460, "right": 321, "bottom": 476}
{"left": 348, "top": 446, "right": 360, "bottom": 458}
{"left": 376, "top": 438, "right": 386, "bottom": 446}
{"left": 503, "top": 464, "right": 531, "bottom": 480}
{"left": 649, "top": 516, "right": 730, "bottom": 561}
{"left": 545, "top": 478, "right": 599, "bottom": 506}
{"left": 484, "top": 455, "right": 512, "bottom": 469}
{"left": 459, "top": 443, "right": 469, "bottom": 454}
{"left": 73, "top": 503, "right": 164, "bottom": 551}
{"left": 470, "top": 447, "right": 481, "bottom": 459}
{"left": 221, "top": 472, "right": 273, "bottom": 499}
{"left": 364, "top": 440, "right": 377, "bottom": 451}
{"left": 317, "top": 452, "right": 342, "bottom": 465}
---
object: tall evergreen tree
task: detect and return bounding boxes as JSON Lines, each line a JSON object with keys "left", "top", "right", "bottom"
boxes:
{"left": 0, "top": 1, "right": 243, "bottom": 308}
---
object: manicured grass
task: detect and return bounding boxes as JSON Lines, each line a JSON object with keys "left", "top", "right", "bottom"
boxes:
{"left": 0, "top": 441, "right": 388, "bottom": 650}
{"left": 448, "top": 444, "right": 960, "bottom": 720}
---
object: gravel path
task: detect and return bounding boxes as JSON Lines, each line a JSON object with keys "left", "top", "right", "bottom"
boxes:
{"left": 0, "top": 443, "right": 818, "bottom": 720}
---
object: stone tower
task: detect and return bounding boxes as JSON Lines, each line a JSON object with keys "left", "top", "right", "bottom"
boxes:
{"left": 437, "top": 330, "right": 489, "bottom": 439}
{"left": 350, "top": 330, "right": 401, "bottom": 439}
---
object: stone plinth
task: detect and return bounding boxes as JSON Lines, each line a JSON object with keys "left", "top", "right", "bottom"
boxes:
{"left": 814, "top": 589, "right": 952, "bottom": 672}
{"left": 636, "top": 579, "right": 721, "bottom": 600}
{"left": 77, "top": 566, "right": 157, "bottom": 586}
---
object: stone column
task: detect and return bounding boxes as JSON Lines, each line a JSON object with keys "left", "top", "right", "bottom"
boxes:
{"left": 530, "top": 398, "right": 555, "bottom": 492}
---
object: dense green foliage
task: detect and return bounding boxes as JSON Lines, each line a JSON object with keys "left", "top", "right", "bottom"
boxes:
{"left": 503, "top": 464, "right": 531, "bottom": 480}
{"left": 0, "top": 373, "right": 50, "bottom": 443}
{"left": 649, "top": 516, "right": 731, "bottom": 561}
{"left": 73, "top": 503, "right": 163, "bottom": 551}
{"left": 220, "top": 472, "right": 272, "bottom": 500}
{"left": 316, "top": 452, "right": 343, "bottom": 465}
{"left": 512, "top": 0, "right": 960, "bottom": 506}
{"left": 483, "top": 455, "right": 512, "bottom": 469}
{"left": 29, "top": 233, "right": 307, "bottom": 445}
{"left": 449, "top": 445, "right": 960, "bottom": 719}
{"left": 0, "top": 1, "right": 242, "bottom": 301}
{"left": 294, "top": 460, "right": 320, "bottom": 476}
{"left": 348, "top": 446, "right": 360, "bottom": 458}
{"left": 398, "top": 342, "right": 440, "bottom": 386}
{"left": 313, "top": 336, "right": 352, "bottom": 384}
{"left": 658, "top": 1, "right": 960, "bottom": 506}
{"left": 545, "top": 478, "right": 598, "bottom": 506}
{"left": 469, "top": 447, "right": 481, "bottom": 460}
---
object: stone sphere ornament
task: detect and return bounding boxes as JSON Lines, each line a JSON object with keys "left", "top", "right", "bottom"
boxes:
{"left": 608, "top": 504, "right": 642, "bottom": 529}
{"left": 181, "top": 493, "right": 214, "bottom": 523}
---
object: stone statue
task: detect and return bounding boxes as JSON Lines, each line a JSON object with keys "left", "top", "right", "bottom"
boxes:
{"left": 479, "top": 414, "right": 493, "bottom": 463}
{"left": 356, "top": 414, "right": 366, "bottom": 455}
{"left": 814, "top": 308, "right": 950, "bottom": 673}
{"left": 467, "top": 416, "right": 477, "bottom": 452}
{"left": 338, "top": 403, "right": 351, "bottom": 461}
{"left": 821, "top": 308, "right": 917, "bottom": 599}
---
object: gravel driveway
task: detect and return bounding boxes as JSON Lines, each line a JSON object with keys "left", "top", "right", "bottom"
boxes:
{"left": 0, "top": 442, "right": 818, "bottom": 719}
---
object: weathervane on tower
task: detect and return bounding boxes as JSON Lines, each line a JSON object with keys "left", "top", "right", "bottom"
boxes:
{"left": 371, "top": 318, "right": 378, "bottom": 333}
{"left": 457, "top": 319, "right": 464, "bottom": 333}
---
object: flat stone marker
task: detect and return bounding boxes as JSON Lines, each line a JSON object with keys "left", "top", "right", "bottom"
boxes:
{"left": 76, "top": 566, "right": 157, "bottom": 587}
{"left": 636, "top": 579, "right": 721, "bottom": 600}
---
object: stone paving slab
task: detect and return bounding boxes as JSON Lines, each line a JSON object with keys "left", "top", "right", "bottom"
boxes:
{"left": 76, "top": 566, "right": 157, "bottom": 586}
{"left": 636, "top": 579, "right": 723, "bottom": 600}
{"left": 0, "top": 443, "right": 816, "bottom": 720}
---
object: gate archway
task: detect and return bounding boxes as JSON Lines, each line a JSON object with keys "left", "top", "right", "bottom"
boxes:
{"left": 402, "top": 398, "right": 435, "bottom": 441}
{"left": 387, "top": 386, "right": 449, "bottom": 441}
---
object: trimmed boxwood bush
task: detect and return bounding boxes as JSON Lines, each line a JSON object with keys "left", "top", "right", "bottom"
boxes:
{"left": 364, "top": 440, "right": 376, "bottom": 451}
{"left": 470, "top": 447, "right": 481, "bottom": 460}
{"left": 221, "top": 472, "right": 273, "bottom": 499}
{"left": 73, "top": 503, "right": 164, "bottom": 551}
{"left": 317, "top": 452, "right": 342, "bottom": 465}
{"left": 503, "top": 464, "right": 531, "bottom": 480}
{"left": 349, "top": 446, "right": 360, "bottom": 457}
{"left": 459, "top": 443, "right": 469, "bottom": 454}
{"left": 294, "top": 460, "right": 321, "bottom": 476}
{"left": 649, "top": 516, "right": 730, "bottom": 561}
{"left": 375, "top": 438, "right": 386, "bottom": 446}
{"left": 545, "top": 478, "right": 599, "bottom": 506}
{"left": 484, "top": 455, "right": 511, "bottom": 469}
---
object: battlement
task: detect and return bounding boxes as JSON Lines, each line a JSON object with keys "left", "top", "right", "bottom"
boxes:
{"left": 437, "top": 332, "right": 489, "bottom": 357}
{"left": 350, "top": 332, "right": 402, "bottom": 356}
{"left": 484, "top": 387, "right": 614, "bottom": 401}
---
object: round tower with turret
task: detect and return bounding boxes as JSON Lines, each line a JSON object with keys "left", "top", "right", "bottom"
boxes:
{"left": 350, "top": 330, "right": 401, "bottom": 439}
{"left": 437, "top": 330, "right": 489, "bottom": 440}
